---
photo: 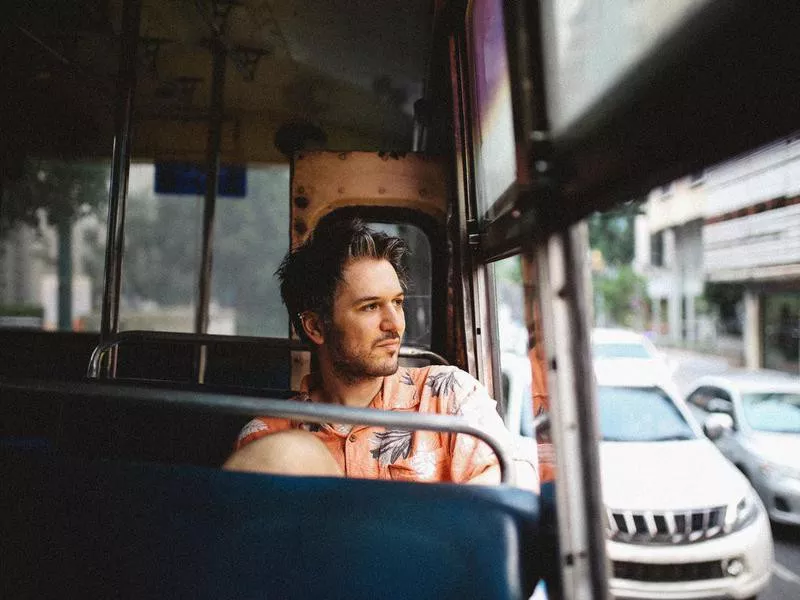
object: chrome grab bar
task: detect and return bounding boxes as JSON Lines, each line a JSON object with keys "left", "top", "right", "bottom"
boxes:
{"left": 87, "top": 330, "right": 448, "bottom": 379}
{"left": 1, "top": 378, "right": 513, "bottom": 485}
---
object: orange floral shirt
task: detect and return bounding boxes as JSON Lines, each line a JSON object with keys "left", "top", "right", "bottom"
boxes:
{"left": 235, "top": 365, "right": 537, "bottom": 484}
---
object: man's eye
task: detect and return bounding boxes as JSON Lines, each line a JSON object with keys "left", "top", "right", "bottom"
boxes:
{"left": 363, "top": 303, "right": 378, "bottom": 311}
{"left": 393, "top": 298, "right": 404, "bottom": 307}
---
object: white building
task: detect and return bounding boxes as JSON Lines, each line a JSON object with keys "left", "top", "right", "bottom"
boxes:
{"left": 704, "top": 137, "right": 800, "bottom": 372}
{"left": 637, "top": 175, "right": 707, "bottom": 346}
{"left": 638, "top": 135, "right": 800, "bottom": 373}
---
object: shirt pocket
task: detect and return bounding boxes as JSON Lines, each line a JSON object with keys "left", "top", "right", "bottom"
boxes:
{"left": 388, "top": 447, "right": 448, "bottom": 482}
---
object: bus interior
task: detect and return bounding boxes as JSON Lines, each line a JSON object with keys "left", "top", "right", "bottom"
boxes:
{"left": 3, "top": 1, "right": 800, "bottom": 599}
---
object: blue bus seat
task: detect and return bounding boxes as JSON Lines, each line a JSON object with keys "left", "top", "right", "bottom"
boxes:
{"left": 3, "top": 449, "right": 541, "bottom": 600}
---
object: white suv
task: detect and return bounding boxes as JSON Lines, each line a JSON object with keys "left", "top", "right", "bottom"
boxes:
{"left": 595, "top": 364, "right": 773, "bottom": 599}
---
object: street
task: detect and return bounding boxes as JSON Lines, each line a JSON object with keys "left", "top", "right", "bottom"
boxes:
{"left": 662, "top": 347, "right": 800, "bottom": 600}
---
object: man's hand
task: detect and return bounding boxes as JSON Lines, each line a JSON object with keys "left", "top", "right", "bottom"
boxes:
{"left": 466, "top": 462, "right": 539, "bottom": 491}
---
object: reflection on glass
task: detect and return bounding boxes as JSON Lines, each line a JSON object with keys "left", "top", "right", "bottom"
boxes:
{"left": 0, "top": 159, "right": 111, "bottom": 331}
{"left": 493, "top": 255, "right": 534, "bottom": 436}
{"left": 468, "top": 0, "right": 517, "bottom": 210}
{"left": 544, "top": 0, "right": 707, "bottom": 131}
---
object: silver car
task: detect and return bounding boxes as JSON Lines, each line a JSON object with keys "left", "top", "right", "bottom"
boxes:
{"left": 686, "top": 371, "right": 800, "bottom": 526}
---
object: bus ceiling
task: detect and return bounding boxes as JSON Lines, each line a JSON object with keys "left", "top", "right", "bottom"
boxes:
{"left": 2, "top": 0, "right": 433, "bottom": 166}
{"left": 4, "top": 1, "right": 800, "bottom": 214}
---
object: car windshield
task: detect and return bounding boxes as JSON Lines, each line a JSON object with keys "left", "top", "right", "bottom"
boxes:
{"left": 741, "top": 392, "right": 800, "bottom": 433}
{"left": 592, "top": 342, "right": 652, "bottom": 359}
{"left": 598, "top": 386, "right": 696, "bottom": 442}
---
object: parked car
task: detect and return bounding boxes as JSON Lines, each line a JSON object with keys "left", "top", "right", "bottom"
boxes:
{"left": 592, "top": 328, "right": 676, "bottom": 385}
{"left": 686, "top": 371, "right": 800, "bottom": 526}
{"left": 596, "top": 364, "right": 773, "bottom": 600}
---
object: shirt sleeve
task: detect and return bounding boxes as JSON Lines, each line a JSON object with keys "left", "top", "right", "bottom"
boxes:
{"left": 234, "top": 417, "right": 294, "bottom": 451}
{"left": 446, "top": 369, "right": 539, "bottom": 489}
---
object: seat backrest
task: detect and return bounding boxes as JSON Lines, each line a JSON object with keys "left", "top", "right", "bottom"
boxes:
{"left": 3, "top": 449, "right": 541, "bottom": 600}
{"left": 0, "top": 378, "right": 296, "bottom": 466}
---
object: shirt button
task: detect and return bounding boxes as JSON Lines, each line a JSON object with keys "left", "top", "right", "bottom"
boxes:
{"left": 349, "top": 434, "right": 357, "bottom": 442}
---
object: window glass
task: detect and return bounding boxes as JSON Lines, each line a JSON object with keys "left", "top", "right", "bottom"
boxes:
{"left": 543, "top": 0, "right": 709, "bottom": 132}
{"left": 116, "top": 164, "right": 290, "bottom": 336}
{"left": 467, "top": 0, "right": 517, "bottom": 212}
{"left": 741, "top": 392, "right": 800, "bottom": 433}
{"left": 369, "top": 222, "right": 432, "bottom": 348}
{"left": 115, "top": 164, "right": 203, "bottom": 333}
{"left": 493, "top": 256, "right": 531, "bottom": 435}
{"left": 212, "top": 166, "right": 290, "bottom": 337}
{"left": 598, "top": 386, "right": 695, "bottom": 442}
{"left": 491, "top": 253, "right": 553, "bottom": 483}
{"left": 686, "top": 389, "right": 709, "bottom": 412}
{"left": 0, "top": 159, "right": 111, "bottom": 331}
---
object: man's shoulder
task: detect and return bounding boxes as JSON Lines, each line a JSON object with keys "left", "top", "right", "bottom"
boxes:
{"left": 402, "top": 364, "right": 464, "bottom": 379}
{"left": 402, "top": 365, "right": 481, "bottom": 392}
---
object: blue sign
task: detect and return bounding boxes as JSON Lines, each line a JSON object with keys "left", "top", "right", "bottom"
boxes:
{"left": 155, "top": 162, "right": 247, "bottom": 198}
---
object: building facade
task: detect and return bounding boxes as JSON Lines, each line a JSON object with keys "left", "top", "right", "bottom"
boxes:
{"left": 704, "top": 137, "right": 800, "bottom": 372}
{"left": 638, "top": 135, "right": 800, "bottom": 373}
{"left": 637, "top": 176, "right": 707, "bottom": 347}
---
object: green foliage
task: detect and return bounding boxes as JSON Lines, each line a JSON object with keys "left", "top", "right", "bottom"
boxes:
{"left": 0, "top": 304, "right": 43, "bottom": 317}
{"left": 1, "top": 159, "right": 109, "bottom": 232}
{"left": 494, "top": 255, "right": 522, "bottom": 284}
{"left": 594, "top": 265, "right": 647, "bottom": 327}
{"left": 588, "top": 200, "right": 643, "bottom": 266}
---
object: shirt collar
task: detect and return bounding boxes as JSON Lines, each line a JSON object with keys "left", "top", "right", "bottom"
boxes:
{"left": 299, "top": 369, "right": 420, "bottom": 411}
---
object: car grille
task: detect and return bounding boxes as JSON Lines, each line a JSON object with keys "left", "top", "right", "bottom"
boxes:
{"left": 613, "top": 560, "right": 725, "bottom": 582}
{"left": 606, "top": 506, "right": 727, "bottom": 544}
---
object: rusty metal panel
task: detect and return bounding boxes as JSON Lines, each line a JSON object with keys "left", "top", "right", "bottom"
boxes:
{"left": 289, "top": 151, "right": 448, "bottom": 248}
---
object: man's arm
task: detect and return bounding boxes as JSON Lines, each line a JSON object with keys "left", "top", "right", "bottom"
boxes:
{"left": 446, "top": 368, "right": 539, "bottom": 491}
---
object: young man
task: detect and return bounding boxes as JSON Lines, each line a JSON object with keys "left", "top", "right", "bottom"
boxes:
{"left": 224, "top": 218, "right": 537, "bottom": 488}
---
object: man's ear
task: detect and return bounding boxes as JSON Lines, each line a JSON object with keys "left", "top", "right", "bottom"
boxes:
{"left": 300, "top": 311, "right": 325, "bottom": 346}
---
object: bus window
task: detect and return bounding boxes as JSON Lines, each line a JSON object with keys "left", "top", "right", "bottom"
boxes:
{"left": 115, "top": 164, "right": 204, "bottom": 333}
{"left": 492, "top": 254, "right": 555, "bottom": 478}
{"left": 369, "top": 222, "right": 432, "bottom": 348}
{"left": 113, "top": 164, "right": 291, "bottom": 336}
{"left": 4, "top": 1, "right": 800, "bottom": 600}
{"left": 0, "top": 160, "right": 112, "bottom": 332}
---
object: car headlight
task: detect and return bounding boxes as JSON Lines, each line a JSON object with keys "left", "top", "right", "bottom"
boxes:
{"left": 758, "top": 460, "right": 800, "bottom": 482}
{"left": 724, "top": 489, "right": 760, "bottom": 532}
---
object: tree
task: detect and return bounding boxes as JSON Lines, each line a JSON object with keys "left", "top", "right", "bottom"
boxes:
{"left": 588, "top": 200, "right": 646, "bottom": 328}
{"left": 594, "top": 265, "right": 648, "bottom": 328}
{"left": 1, "top": 159, "right": 109, "bottom": 328}
{"left": 587, "top": 200, "right": 643, "bottom": 266}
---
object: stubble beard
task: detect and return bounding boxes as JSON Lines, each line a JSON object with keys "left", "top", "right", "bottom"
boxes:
{"left": 327, "top": 325, "right": 401, "bottom": 385}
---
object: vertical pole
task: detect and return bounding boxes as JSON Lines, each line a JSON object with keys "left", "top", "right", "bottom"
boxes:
{"left": 100, "top": 0, "right": 141, "bottom": 376}
{"left": 744, "top": 288, "right": 761, "bottom": 369}
{"left": 194, "top": 40, "right": 227, "bottom": 382}
{"left": 537, "top": 223, "right": 610, "bottom": 600}
{"left": 57, "top": 219, "right": 73, "bottom": 330}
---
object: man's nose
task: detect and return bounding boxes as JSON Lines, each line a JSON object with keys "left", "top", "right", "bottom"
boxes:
{"left": 381, "top": 303, "right": 404, "bottom": 332}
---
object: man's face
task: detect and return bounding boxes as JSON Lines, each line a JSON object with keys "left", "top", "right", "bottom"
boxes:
{"left": 323, "top": 258, "right": 406, "bottom": 382}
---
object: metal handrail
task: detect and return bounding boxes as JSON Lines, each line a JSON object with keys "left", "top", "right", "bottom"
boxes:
{"left": 87, "top": 330, "right": 449, "bottom": 379}
{"left": 0, "top": 377, "right": 514, "bottom": 485}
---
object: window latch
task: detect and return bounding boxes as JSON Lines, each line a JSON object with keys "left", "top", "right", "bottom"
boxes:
{"left": 467, "top": 219, "right": 481, "bottom": 249}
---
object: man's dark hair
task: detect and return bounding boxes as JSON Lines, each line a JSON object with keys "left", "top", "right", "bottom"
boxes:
{"left": 276, "top": 217, "right": 409, "bottom": 343}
